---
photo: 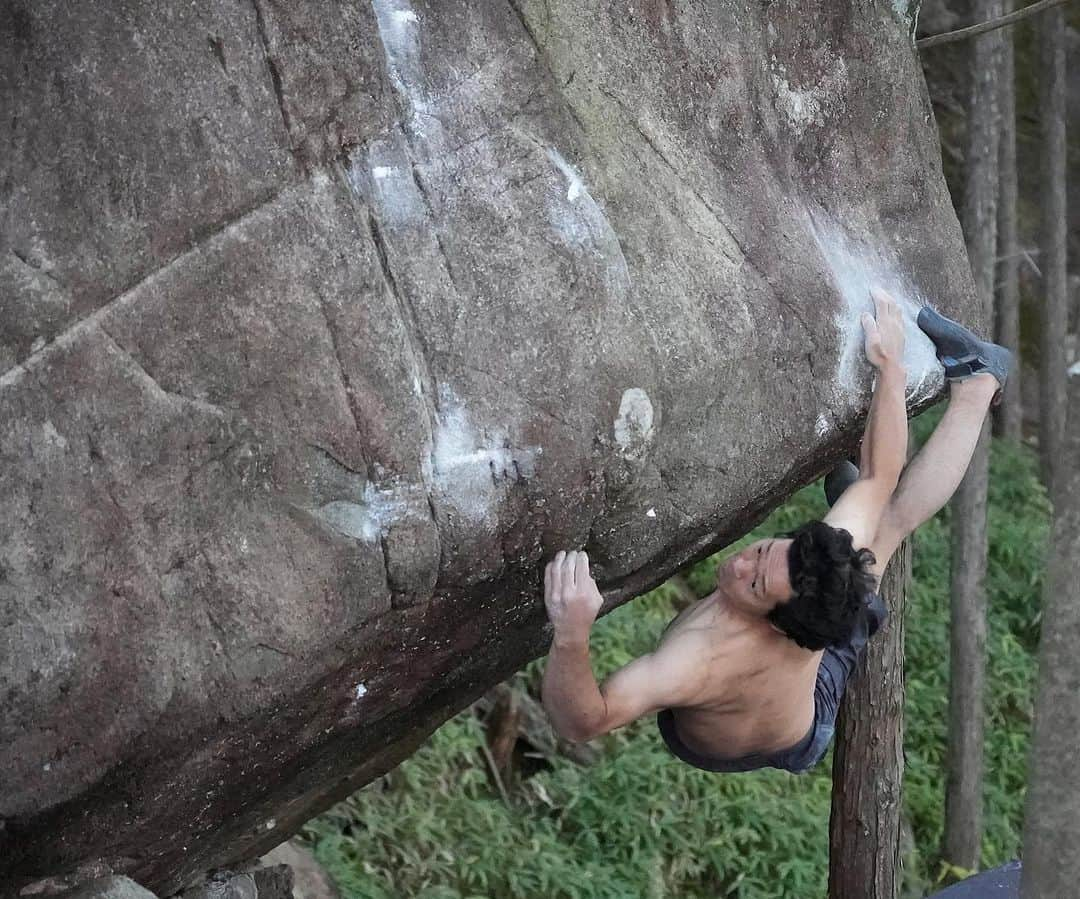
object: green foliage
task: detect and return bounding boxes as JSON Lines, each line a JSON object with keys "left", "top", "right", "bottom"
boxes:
{"left": 304, "top": 414, "right": 1048, "bottom": 899}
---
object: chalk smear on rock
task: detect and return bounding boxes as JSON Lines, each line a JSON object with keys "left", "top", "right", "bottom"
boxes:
{"left": 809, "top": 210, "right": 942, "bottom": 405}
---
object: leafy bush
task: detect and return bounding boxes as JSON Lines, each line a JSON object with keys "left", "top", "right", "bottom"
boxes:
{"left": 304, "top": 414, "right": 1048, "bottom": 898}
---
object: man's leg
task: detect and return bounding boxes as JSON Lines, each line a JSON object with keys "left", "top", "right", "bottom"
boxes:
{"left": 868, "top": 374, "right": 999, "bottom": 575}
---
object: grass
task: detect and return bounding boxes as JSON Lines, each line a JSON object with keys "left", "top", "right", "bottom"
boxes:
{"left": 303, "top": 410, "right": 1050, "bottom": 898}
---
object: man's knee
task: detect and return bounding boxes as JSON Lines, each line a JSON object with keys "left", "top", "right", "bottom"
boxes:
{"left": 865, "top": 592, "right": 888, "bottom": 637}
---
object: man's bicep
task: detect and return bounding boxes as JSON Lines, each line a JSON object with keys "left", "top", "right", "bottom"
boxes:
{"left": 596, "top": 647, "right": 702, "bottom": 735}
{"left": 822, "top": 476, "right": 894, "bottom": 550}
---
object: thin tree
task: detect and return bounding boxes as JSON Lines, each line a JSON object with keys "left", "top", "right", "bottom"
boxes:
{"left": 994, "top": 0, "right": 1022, "bottom": 441}
{"left": 917, "top": 0, "right": 1072, "bottom": 49}
{"left": 941, "top": 0, "right": 1003, "bottom": 873}
{"left": 1037, "top": 2, "right": 1068, "bottom": 496}
{"left": 1021, "top": 363, "right": 1080, "bottom": 897}
{"left": 828, "top": 540, "right": 910, "bottom": 899}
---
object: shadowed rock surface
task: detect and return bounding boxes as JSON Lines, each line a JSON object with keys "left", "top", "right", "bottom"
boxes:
{"left": 2, "top": 0, "right": 971, "bottom": 894}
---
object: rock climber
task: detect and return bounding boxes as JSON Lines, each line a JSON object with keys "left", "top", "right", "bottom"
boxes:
{"left": 541, "top": 289, "right": 1010, "bottom": 773}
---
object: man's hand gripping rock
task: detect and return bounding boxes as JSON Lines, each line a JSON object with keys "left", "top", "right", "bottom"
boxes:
{"left": 861, "top": 287, "right": 906, "bottom": 372}
{"left": 544, "top": 550, "right": 603, "bottom": 649}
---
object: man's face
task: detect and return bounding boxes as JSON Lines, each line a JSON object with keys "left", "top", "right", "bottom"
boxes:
{"left": 718, "top": 537, "right": 795, "bottom": 611}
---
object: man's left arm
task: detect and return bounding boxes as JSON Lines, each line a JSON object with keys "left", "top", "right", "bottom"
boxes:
{"left": 824, "top": 288, "right": 908, "bottom": 550}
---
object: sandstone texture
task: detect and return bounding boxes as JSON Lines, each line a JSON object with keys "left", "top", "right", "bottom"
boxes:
{"left": 3, "top": 0, "right": 971, "bottom": 894}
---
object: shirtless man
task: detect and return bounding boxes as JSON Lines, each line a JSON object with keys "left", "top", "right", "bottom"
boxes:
{"left": 541, "top": 289, "right": 1011, "bottom": 773}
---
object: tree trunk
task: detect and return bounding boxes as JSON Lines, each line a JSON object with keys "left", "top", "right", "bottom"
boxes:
{"left": 828, "top": 540, "right": 909, "bottom": 899}
{"left": 1037, "top": 4, "right": 1068, "bottom": 496}
{"left": 942, "top": 422, "right": 991, "bottom": 872}
{"left": 1022, "top": 363, "right": 1080, "bottom": 898}
{"left": 486, "top": 684, "right": 522, "bottom": 781}
{"left": 942, "top": 0, "right": 1002, "bottom": 872}
{"left": 994, "top": 3, "right": 1022, "bottom": 441}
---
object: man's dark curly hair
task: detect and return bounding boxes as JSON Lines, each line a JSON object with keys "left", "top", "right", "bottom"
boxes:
{"left": 766, "top": 521, "right": 877, "bottom": 651}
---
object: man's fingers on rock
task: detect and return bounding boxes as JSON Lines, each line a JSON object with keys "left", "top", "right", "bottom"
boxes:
{"left": 560, "top": 550, "right": 576, "bottom": 589}
{"left": 552, "top": 551, "right": 565, "bottom": 585}
{"left": 574, "top": 551, "right": 590, "bottom": 587}
{"left": 550, "top": 561, "right": 562, "bottom": 601}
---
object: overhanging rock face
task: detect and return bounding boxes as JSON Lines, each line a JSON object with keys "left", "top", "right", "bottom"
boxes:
{"left": 3, "top": 0, "right": 967, "bottom": 893}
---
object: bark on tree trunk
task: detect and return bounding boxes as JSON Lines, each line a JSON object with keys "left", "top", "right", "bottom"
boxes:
{"left": 828, "top": 540, "right": 909, "bottom": 899}
{"left": 942, "top": 0, "right": 1002, "bottom": 872}
{"left": 487, "top": 685, "right": 522, "bottom": 781}
{"left": 1022, "top": 363, "right": 1080, "bottom": 898}
{"left": 1037, "top": 5, "right": 1068, "bottom": 497}
{"left": 994, "top": 4, "right": 1022, "bottom": 441}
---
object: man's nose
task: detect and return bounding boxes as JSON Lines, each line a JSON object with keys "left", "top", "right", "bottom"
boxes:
{"left": 732, "top": 555, "right": 751, "bottom": 578}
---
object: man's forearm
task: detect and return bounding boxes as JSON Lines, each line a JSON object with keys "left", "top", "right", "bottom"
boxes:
{"left": 861, "top": 361, "right": 908, "bottom": 484}
{"left": 542, "top": 636, "right": 608, "bottom": 742}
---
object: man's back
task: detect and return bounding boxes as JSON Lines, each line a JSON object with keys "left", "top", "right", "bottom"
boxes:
{"left": 656, "top": 594, "right": 822, "bottom": 758}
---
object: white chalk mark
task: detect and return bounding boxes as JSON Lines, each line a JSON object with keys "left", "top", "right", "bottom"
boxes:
{"left": 770, "top": 59, "right": 848, "bottom": 138}
{"left": 808, "top": 210, "right": 942, "bottom": 406}
{"left": 346, "top": 141, "right": 426, "bottom": 229}
{"left": 371, "top": 0, "right": 434, "bottom": 133}
{"left": 544, "top": 147, "right": 632, "bottom": 298}
{"left": 354, "top": 682, "right": 368, "bottom": 699}
{"left": 614, "top": 388, "right": 655, "bottom": 461}
{"left": 428, "top": 386, "right": 540, "bottom": 526}
{"left": 815, "top": 414, "right": 830, "bottom": 437}
{"left": 646, "top": 508, "right": 657, "bottom": 518}
{"left": 42, "top": 420, "right": 68, "bottom": 450}
{"left": 315, "top": 482, "right": 411, "bottom": 543}
{"left": 315, "top": 500, "right": 378, "bottom": 542}
{"left": 547, "top": 149, "right": 584, "bottom": 201}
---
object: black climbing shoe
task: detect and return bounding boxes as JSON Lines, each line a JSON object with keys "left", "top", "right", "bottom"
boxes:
{"left": 916, "top": 305, "right": 1012, "bottom": 391}
{"left": 825, "top": 460, "right": 860, "bottom": 508}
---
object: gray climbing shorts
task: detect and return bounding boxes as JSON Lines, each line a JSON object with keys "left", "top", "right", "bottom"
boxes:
{"left": 657, "top": 593, "right": 888, "bottom": 775}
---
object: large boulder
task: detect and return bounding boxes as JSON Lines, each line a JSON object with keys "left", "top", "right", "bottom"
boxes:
{"left": 2, "top": 0, "right": 968, "bottom": 894}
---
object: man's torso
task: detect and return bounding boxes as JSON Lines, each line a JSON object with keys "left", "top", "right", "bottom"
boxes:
{"left": 656, "top": 594, "right": 823, "bottom": 759}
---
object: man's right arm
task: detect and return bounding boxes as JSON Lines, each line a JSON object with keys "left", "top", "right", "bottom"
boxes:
{"left": 541, "top": 551, "right": 705, "bottom": 741}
